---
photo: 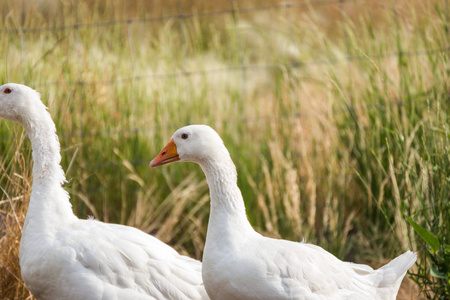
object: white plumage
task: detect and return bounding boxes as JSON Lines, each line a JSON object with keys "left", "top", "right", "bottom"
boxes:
{"left": 0, "top": 83, "right": 209, "bottom": 300}
{"left": 150, "top": 124, "right": 417, "bottom": 300}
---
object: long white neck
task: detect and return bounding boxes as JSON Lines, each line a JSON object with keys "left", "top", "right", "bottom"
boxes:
{"left": 198, "top": 149, "right": 256, "bottom": 246}
{"left": 22, "top": 108, "right": 77, "bottom": 232}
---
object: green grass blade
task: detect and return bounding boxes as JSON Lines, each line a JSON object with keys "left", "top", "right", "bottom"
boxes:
{"left": 405, "top": 215, "right": 440, "bottom": 252}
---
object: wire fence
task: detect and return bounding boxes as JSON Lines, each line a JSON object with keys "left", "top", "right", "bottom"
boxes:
{"left": 1, "top": 0, "right": 447, "bottom": 87}
{"left": 1, "top": 0, "right": 449, "bottom": 169}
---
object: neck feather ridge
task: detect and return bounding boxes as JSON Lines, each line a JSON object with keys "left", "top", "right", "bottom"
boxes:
{"left": 199, "top": 151, "right": 254, "bottom": 233}
{"left": 25, "top": 111, "right": 66, "bottom": 185}
{"left": 22, "top": 109, "right": 76, "bottom": 225}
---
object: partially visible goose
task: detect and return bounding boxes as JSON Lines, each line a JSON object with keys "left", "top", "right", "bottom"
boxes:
{"left": 0, "top": 83, "right": 209, "bottom": 300}
{"left": 150, "top": 124, "right": 417, "bottom": 300}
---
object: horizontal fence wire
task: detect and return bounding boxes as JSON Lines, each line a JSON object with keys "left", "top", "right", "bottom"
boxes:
{"left": 28, "top": 46, "right": 450, "bottom": 88}
{"left": 1, "top": 0, "right": 363, "bottom": 34}
{"left": 0, "top": 0, "right": 448, "bottom": 169}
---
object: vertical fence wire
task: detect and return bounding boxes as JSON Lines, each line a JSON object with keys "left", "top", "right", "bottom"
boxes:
{"left": 285, "top": 2, "right": 293, "bottom": 41}
{"left": 390, "top": 0, "right": 404, "bottom": 100}
{"left": 20, "top": 0, "right": 25, "bottom": 84}
{"left": 74, "top": 1, "right": 83, "bottom": 84}
{"left": 127, "top": 0, "right": 137, "bottom": 79}
{"left": 126, "top": 0, "right": 138, "bottom": 130}
{"left": 177, "top": 0, "right": 193, "bottom": 108}
{"left": 73, "top": 0, "right": 84, "bottom": 139}
{"left": 178, "top": 0, "right": 187, "bottom": 70}
{"left": 339, "top": 0, "right": 353, "bottom": 105}
{"left": 446, "top": 0, "right": 449, "bottom": 42}
{"left": 230, "top": 0, "right": 246, "bottom": 100}
{"left": 285, "top": 2, "right": 294, "bottom": 68}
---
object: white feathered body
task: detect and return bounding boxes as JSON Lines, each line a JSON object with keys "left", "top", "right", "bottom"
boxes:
{"left": 20, "top": 217, "right": 206, "bottom": 300}
{"left": 203, "top": 227, "right": 416, "bottom": 300}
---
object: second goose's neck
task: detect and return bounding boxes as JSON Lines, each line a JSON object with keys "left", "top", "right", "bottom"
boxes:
{"left": 199, "top": 151, "right": 254, "bottom": 236}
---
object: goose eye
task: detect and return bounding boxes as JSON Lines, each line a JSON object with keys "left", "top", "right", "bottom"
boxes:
{"left": 181, "top": 133, "right": 189, "bottom": 139}
{"left": 4, "top": 88, "right": 12, "bottom": 94}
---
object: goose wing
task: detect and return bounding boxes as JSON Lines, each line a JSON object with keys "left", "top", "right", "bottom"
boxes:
{"left": 52, "top": 219, "right": 208, "bottom": 300}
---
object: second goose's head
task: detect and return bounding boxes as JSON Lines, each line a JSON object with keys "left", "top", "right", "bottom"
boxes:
{"left": 150, "top": 125, "right": 226, "bottom": 167}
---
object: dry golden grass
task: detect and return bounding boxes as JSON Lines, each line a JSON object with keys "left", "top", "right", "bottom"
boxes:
{"left": 0, "top": 0, "right": 448, "bottom": 298}
{"left": 0, "top": 132, "right": 34, "bottom": 299}
{"left": 0, "top": 208, "right": 34, "bottom": 300}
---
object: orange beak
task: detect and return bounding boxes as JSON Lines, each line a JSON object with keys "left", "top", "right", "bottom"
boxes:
{"left": 150, "top": 138, "right": 180, "bottom": 167}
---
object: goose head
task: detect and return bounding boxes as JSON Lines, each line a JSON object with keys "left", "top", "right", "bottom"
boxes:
{"left": 150, "top": 125, "right": 226, "bottom": 167}
{"left": 0, "top": 83, "right": 45, "bottom": 125}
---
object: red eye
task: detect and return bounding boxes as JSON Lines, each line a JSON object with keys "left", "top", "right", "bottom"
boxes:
{"left": 4, "top": 88, "right": 12, "bottom": 94}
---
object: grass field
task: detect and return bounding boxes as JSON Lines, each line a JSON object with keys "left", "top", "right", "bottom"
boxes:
{"left": 0, "top": 0, "right": 449, "bottom": 298}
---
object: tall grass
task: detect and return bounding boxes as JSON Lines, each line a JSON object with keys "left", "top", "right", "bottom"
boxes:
{"left": 0, "top": 131, "right": 33, "bottom": 299}
{"left": 0, "top": 0, "right": 448, "bottom": 298}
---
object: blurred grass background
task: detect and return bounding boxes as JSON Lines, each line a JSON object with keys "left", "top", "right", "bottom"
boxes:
{"left": 0, "top": 0, "right": 449, "bottom": 299}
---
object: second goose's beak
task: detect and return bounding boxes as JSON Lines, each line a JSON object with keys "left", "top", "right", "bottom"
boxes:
{"left": 150, "top": 138, "right": 180, "bottom": 167}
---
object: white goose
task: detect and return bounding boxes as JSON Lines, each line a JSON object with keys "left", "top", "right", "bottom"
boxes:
{"left": 150, "top": 124, "right": 417, "bottom": 300}
{"left": 0, "top": 83, "right": 209, "bottom": 300}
